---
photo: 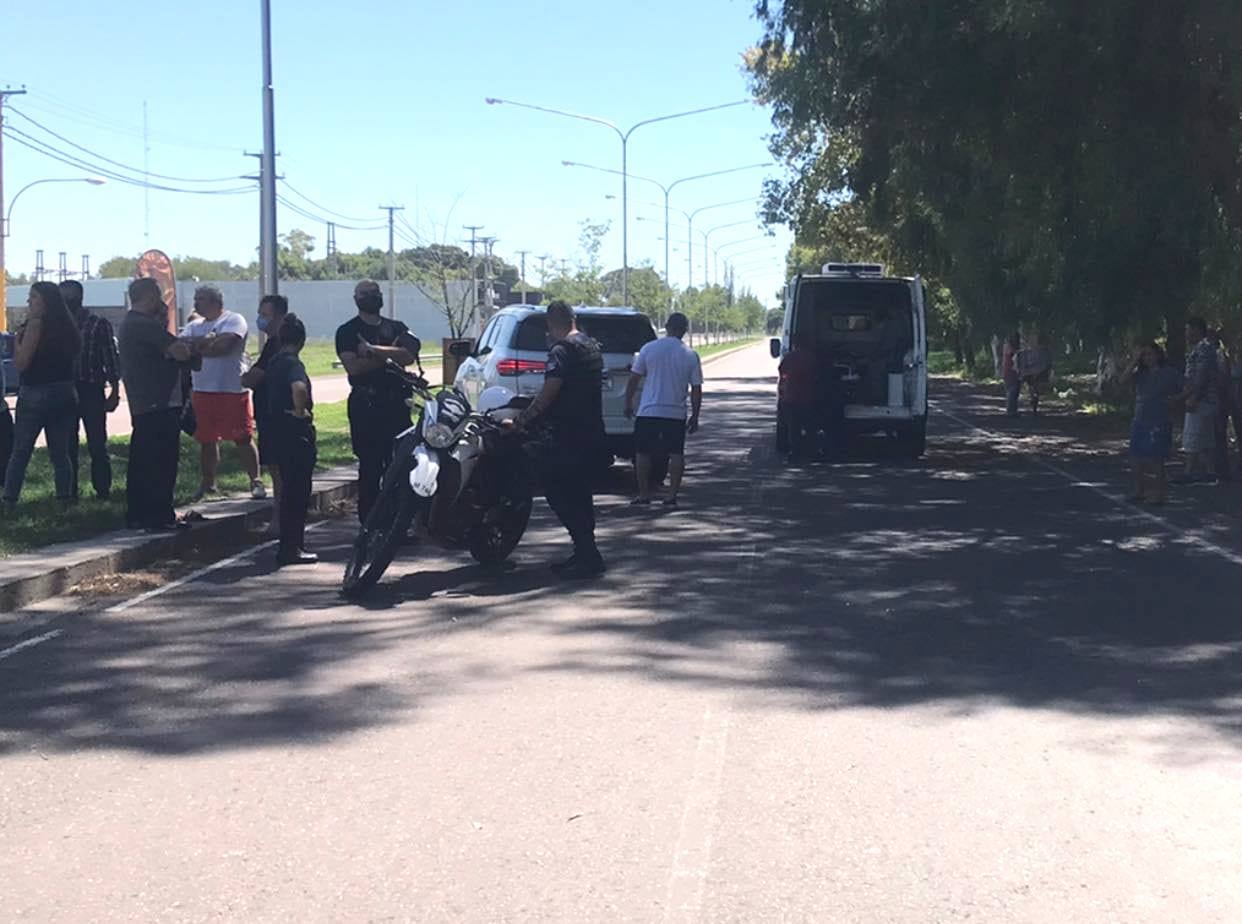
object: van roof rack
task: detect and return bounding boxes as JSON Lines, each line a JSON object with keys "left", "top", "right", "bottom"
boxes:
{"left": 822, "top": 262, "right": 885, "bottom": 276}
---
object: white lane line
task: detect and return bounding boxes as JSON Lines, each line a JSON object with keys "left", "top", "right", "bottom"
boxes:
{"left": 0, "top": 629, "right": 64, "bottom": 663}
{"left": 663, "top": 703, "right": 732, "bottom": 924}
{"left": 937, "top": 405, "right": 1242, "bottom": 568}
{"left": 106, "top": 520, "right": 332, "bottom": 614}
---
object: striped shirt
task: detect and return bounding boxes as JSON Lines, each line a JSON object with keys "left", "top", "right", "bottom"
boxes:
{"left": 77, "top": 309, "right": 120, "bottom": 386}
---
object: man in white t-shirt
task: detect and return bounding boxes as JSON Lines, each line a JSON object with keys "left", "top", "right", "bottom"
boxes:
{"left": 624, "top": 312, "right": 703, "bottom": 507}
{"left": 180, "top": 285, "right": 263, "bottom": 501}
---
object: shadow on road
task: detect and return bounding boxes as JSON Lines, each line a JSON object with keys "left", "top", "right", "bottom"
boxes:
{"left": 3, "top": 360, "right": 1241, "bottom": 757}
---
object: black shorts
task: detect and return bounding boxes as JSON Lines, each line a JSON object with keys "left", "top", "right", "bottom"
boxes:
{"left": 634, "top": 416, "right": 687, "bottom": 457}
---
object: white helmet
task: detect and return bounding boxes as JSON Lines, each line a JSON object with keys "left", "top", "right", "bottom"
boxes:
{"left": 477, "top": 385, "right": 518, "bottom": 415}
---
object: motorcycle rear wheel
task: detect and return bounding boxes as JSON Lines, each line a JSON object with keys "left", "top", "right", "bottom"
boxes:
{"left": 468, "top": 498, "right": 533, "bottom": 566}
{"left": 342, "top": 486, "right": 417, "bottom": 597}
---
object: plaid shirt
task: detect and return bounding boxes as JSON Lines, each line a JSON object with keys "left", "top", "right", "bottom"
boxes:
{"left": 77, "top": 309, "right": 120, "bottom": 386}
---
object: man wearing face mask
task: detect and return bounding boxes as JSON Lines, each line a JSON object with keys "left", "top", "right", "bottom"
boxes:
{"left": 241, "top": 293, "right": 290, "bottom": 536}
{"left": 335, "top": 279, "right": 421, "bottom": 523}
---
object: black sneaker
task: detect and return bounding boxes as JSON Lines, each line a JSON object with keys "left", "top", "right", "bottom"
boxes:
{"left": 550, "top": 554, "right": 578, "bottom": 574}
{"left": 277, "top": 550, "right": 319, "bottom": 567}
{"left": 559, "top": 556, "right": 606, "bottom": 580}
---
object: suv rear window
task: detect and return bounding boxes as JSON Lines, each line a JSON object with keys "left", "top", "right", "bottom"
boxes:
{"left": 515, "top": 314, "right": 656, "bottom": 354}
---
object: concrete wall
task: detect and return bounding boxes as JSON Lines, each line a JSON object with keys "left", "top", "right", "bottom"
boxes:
{"left": 4, "top": 279, "right": 477, "bottom": 342}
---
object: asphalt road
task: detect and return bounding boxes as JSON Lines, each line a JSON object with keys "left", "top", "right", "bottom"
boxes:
{"left": 3, "top": 343, "right": 1242, "bottom": 922}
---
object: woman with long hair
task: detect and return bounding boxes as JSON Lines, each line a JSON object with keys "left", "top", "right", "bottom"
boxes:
{"left": 1128, "top": 340, "right": 1182, "bottom": 505}
{"left": 2, "top": 282, "right": 82, "bottom": 507}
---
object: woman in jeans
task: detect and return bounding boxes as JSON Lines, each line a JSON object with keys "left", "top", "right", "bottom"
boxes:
{"left": 3, "top": 282, "right": 82, "bottom": 508}
{"left": 1128, "top": 341, "right": 1182, "bottom": 506}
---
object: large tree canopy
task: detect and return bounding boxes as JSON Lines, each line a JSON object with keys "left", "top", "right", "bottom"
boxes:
{"left": 750, "top": 0, "right": 1242, "bottom": 359}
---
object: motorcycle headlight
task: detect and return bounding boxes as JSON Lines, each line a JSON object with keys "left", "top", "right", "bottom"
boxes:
{"left": 424, "top": 422, "right": 455, "bottom": 449}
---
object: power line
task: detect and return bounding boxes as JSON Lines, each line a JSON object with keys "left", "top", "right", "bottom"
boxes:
{"left": 8, "top": 107, "right": 243, "bottom": 183}
{"left": 274, "top": 193, "right": 384, "bottom": 231}
{"left": 280, "top": 178, "right": 375, "bottom": 223}
{"left": 4, "top": 128, "right": 255, "bottom": 195}
{"left": 22, "top": 91, "right": 242, "bottom": 153}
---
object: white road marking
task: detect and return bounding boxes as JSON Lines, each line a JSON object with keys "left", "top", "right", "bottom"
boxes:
{"left": 0, "top": 629, "right": 64, "bottom": 663}
{"left": 937, "top": 406, "right": 1242, "bottom": 568}
{"left": 663, "top": 703, "right": 732, "bottom": 924}
{"left": 107, "top": 520, "right": 333, "bottom": 614}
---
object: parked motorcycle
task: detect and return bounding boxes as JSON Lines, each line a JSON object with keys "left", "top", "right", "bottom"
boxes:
{"left": 341, "top": 362, "right": 534, "bottom": 598}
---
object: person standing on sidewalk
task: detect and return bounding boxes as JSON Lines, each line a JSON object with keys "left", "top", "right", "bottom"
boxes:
{"left": 511, "top": 300, "right": 607, "bottom": 579}
{"left": 264, "top": 314, "right": 318, "bottom": 567}
{"left": 1175, "top": 316, "right": 1219, "bottom": 484}
{"left": 180, "top": 286, "right": 263, "bottom": 502}
{"left": 118, "top": 278, "right": 194, "bottom": 531}
{"left": 1127, "top": 342, "right": 1182, "bottom": 506}
{"left": 624, "top": 312, "right": 703, "bottom": 507}
{"left": 2, "top": 283, "right": 82, "bottom": 509}
{"left": 335, "top": 280, "right": 420, "bottom": 524}
{"left": 60, "top": 280, "right": 121, "bottom": 500}
{"left": 1210, "top": 329, "right": 1233, "bottom": 483}
{"left": 241, "top": 293, "right": 290, "bottom": 537}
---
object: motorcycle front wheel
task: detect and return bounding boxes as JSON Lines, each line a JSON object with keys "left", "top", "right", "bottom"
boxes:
{"left": 468, "top": 497, "right": 533, "bottom": 566}
{"left": 342, "top": 485, "right": 417, "bottom": 598}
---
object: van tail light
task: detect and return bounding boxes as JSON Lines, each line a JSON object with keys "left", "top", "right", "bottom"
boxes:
{"left": 496, "top": 359, "right": 546, "bottom": 376}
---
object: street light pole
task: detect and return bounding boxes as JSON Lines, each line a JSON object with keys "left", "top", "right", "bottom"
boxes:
{"left": 259, "top": 0, "right": 278, "bottom": 297}
{"left": 486, "top": 97, "right": 751, "bottom": 308}
{"left": 1, "top": 176, "right": 106, "bottom": 328}
{"left": 562, "top": 160, "right": 770, "bottom": 295}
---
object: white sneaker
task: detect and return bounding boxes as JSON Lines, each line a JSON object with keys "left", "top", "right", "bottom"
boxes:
{"left": 251, "top": 480, "right": 267, "bottom": 500}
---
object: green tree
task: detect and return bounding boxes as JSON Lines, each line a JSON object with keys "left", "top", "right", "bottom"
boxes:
{"left": 98, "top": 255, "right": 139, "bottom": 278}
{"left": 749, "top": 0, "right": 1242, "bottom": 362}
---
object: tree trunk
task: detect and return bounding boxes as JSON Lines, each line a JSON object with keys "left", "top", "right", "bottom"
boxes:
{"left": 1165, "top": 306, "right": 1187, "bottom": 369}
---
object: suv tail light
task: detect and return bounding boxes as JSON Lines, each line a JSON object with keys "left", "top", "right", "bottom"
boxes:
{"left": 496, "top": 359, "right": 546, "bottom": 376}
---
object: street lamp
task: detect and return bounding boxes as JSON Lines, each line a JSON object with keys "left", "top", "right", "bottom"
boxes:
{"left": 486, "top": 96, "right": 751, "bottom": 307}
{"left": 702, "top": 218, "right": 761, "bottom": 286}
{"left": 561, "top": 159, "right": 770, "bottom": 293}
{"left": 1, "top": 176, "right": 107, "bottom": 329}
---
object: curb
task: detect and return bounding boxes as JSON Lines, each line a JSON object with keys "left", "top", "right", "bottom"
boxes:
{"left": 0, "top": 467, "right": 357, "bottom": 613}
{"left": 700, "top": 340, "right": 764, "bottom": 366}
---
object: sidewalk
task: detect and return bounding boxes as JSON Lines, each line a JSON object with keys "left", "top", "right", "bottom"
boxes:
{"left": 0, "top": 466, "right": 357, "bottom": 613}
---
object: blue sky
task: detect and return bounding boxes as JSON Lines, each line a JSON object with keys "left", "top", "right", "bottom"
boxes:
{"left": 3, "top": 0, "right": 791, "bottom": 306}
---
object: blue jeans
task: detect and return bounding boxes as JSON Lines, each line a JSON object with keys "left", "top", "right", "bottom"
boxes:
{"left": 3, "top": 382, "right": 79, "bottom": 503}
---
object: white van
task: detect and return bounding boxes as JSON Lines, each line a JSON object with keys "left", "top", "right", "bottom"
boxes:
{"left": 769, "top": 263, "right": 928, "bottom": 457}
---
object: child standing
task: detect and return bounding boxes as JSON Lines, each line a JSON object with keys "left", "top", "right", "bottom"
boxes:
{"left": 265, "top": 314, "right": 318, "bottom": 566}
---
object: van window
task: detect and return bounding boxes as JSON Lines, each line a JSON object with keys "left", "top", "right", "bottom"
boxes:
{"left": 515, "top": 314, "right": 656, "bottom": 354}
{"left": 796, "top": 280, "right": 912, "bottom": 344}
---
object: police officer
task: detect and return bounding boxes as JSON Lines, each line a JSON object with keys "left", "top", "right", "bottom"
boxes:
{"left": 335, "top": 280, "right": 420, "bottom": 523}
{"left": 512, "top": 299, "right": 606, "bottom": 579}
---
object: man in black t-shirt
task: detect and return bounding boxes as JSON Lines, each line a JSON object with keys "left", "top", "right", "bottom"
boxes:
{"left": 334, "top": 279, "right": 421, "bottom": 523}
{"left": 241, "top": 293, "right": 289, "bottom": 536}
{"left": 513, "top": 300, "right": 606, "bottom": 579}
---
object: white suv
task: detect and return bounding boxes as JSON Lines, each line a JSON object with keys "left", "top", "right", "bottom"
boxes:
{"left": 454, "top": 305, "right": 658, "bottom": 459}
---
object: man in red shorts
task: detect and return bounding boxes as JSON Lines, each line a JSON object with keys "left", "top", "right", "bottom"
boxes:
{"left": 181, "top": 285, "right": 263, "bottom": 501}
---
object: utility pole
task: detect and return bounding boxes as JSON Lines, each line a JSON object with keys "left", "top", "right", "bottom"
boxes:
{"left": 259, "top": 0, "right": 278, "bottom": 297}
{"left": 143, "top": 100, "right": 151, "bottom": 244}
{"left": 516, "top": 249, "right": 530, "bottom": 304}
{"left": 326, "top": 221, "right": 338, "bottom": 278}
{"left": 34, "top": 249, "right": 44, "bottom": 282}
{"left": 537, "top": 254, "right": 550, "bottom": 286}
{"left": 57, "top": 251, "right": 68, "bottom": 282}
{"left": 379, "top": 204, "right": 405, "bottom": 318}
{"left": 81, "top": 254, "right": 90, "bottom": 280}
{"left": 480, "top": 236, "right": 497, "bottom": 320}
{"left": 0, "top": 85, "right": 29, "bottom": 330}
{"left": 463, "top": 225, "right": 483, "bottom": 320}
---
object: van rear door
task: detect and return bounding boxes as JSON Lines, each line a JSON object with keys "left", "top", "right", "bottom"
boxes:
{"left": 911, "top": 276, "right": 928, "bottom": 416}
